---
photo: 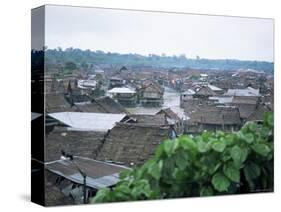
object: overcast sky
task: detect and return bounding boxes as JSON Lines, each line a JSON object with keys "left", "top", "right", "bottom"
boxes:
{"left": 45, "top": 5, "right": 274, "bottom": 62}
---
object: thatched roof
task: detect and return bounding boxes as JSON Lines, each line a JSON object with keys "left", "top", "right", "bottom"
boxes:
{"left": 236, "top": 104, "right": 257, "bottom": 119}
{"left": 196, "top": 86, "right": 216, "bottom": 96}
{"left": 183, "top": 98, "right": 208, "bottom": 115}
{"left": 45, "top": 79, "right": 65, "bottom": 94}
{"left": 156, "top": 108, "right": 181, "bottom": 122}
{"left": 76, "top": 96, "right": 128, "bottom": 114}
{"left": 46, "top": 93, "right": 77, "bottom": 113}
{"left": 211, "top": 81, "right": 232, "bottom": 91}
{"left": 232, "top": 96, "right": 260, "bottom": 105}
{"left": 96, "top": 123, "right": 170, "bottom": 166}
{"left": 247, "top": 104, "right": 273, "bottom": 122}
{"left": 261, "top": 95, "right": 273, "bottom": 104}
{"left": 45, "top": 171, "right": 74, "bottom": 206}
{"left": 67, "top": 94, "right": 91, "bottom": 104}
{"left": 63, "top": 79, "right": 78, "bottom": 93}
{"left": 140, "top": 83, "right": 164, "bottom": 94}
{"left": 75, "top": 101, "right": 108, "bottom": 113}
{"left": 189, "top": 106, "right": 241, "bottom": 125}
{"left": 231, "top": 96, "right": 264, "bottom": 120}
{"left": 97, "top": 97, "right": 129, "bottom": 113}
{"left": 126, "top": 114, "right": 166, "bottom": 125}
{"left": 120, "top": 66, "right": 128, "bottom": 71}
{"left": 264, "top": 103, "right": 273, "bottom": 112}
{"left": 45, "top": 126, "right": 107, "bottom": 162}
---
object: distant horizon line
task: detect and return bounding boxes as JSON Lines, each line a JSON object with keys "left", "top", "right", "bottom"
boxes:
{"left": 43, "top": 47, "right": 274, "bottom": 63}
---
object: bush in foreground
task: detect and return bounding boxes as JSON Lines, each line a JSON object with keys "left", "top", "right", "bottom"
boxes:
{"left": 92, "top": 112, "right": 273, "bottom": 203}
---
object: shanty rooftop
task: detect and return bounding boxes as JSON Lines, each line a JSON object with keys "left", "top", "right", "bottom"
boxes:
{"left": 75, "top": 96, "right": 128, "bottom": 114}
{"left": 200, "top": 74, "right": 208, "bottom": 77}
{"left": 46, "top": 93, "right": 77, "bottom": 113}
{"left": 225, "top": 87, "right": 260, "bottom": 96}
{"left": 107, "top": 87, "right": 136, "bottom": 94}
{"left": 48, "top": 112, "right": 127, "bottom": 131}
{"left": 189, "top": 105, "right": 241, "bottom": 125}
{"left": 209, "top": 96, "right": 233, "bottom": 104}
{"left": 96, "top": 122, "right": 170, "bottom": 166}
{"left": 196, "top": 86, "right": 217, "bottom": 96}
{"left": 182, "top": 89, "right": 195, "bottom": 95}
{"left": 45, "top": 126, "right": 107, "bottom": 162}
{"left": 156, "top": 108, "right": 181, "bottom": 122}
{"left": 207, "top": 84, "right": 223, "bottom": 91}
{"left": 31, "top": 112, "right": 42, "bottom": 121}
{"left": 247, "top": 103, "right": 272, "bottom": 121}
{"left": 232, "top": 96, "right": 260, "bottom": 105}
{"left": 126, "top": 114, "right": 166, "bottom": 125}
{"left": 45, "top": 157, "right": 129, "bottom": 189}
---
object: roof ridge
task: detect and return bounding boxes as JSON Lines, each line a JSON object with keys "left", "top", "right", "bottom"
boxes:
{"left": 115, "top": 122, "right": 170, "bottom": 129}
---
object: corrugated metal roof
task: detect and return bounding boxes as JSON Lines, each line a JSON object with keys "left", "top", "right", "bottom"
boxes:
{"left": 208, "top": 84, "right": 222, "bottom": 91}
{"left": 48, "top": 112, "right": 126, "bottom": 131}
{"left": 225, "top": 87, "right": 260, "bottom": 96}
{"left": 209, "top": 96, "right": 233, "bottom": 104}
{"left": 45, "top": 157, "right": 129, "bottom": 189}
{"left": 182, "top": 89, "right": 195, "bottom": 95}
{"left": 108, "top": 87, "right": 135, "bottom": 94}
{"left": 200, "top": 74, "right": 208, "bottom": 77}
{"left": 31, "top": 112, "right": 42, "bottom": 121}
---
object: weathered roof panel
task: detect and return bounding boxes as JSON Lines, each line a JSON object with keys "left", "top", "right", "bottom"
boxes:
{"left": 97, "top": 122, "right": 170, "bottom": 166}
{"left": 45, "top": 157, "right": 129, "bottom": 189}
{"left": 108, "top": 87, "right": 135, "bottom": 94}
{"left": 75, "top": 96, "right": 128, "bottom": 114}
{"left": 208, "top": 84, "right": 222, "bottom": 91}
{"left": 225, "top": 87, "right": 260, "bottom": 96}
{"left": 45, "top": 127, "right": 106, "bottom": 162}
{"left": 48, "top": 112, "right": 127, "bottom": 131}
{"left": 31, "top": 112, "right": 42, "bottom": 121}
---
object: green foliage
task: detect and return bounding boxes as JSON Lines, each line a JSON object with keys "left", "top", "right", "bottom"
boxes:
{"left": 200, "top": 186, "right": 214, "bottom": 196}
{"left": 45, "top": 48, "right": 274, "bottom": 72}
{"left": 211, "top": 140, "right": 226, "bottom": 152}
{"left": 230, "top": 145, "right": 248, "bottom": 166}
{"left": 223, "top": 162, "right": 240, "bottom": 183}
{"left": 244, "top": 162, "right": 261, "bottom": 182}
{"left": 64, "top": 61, "right": 77, "bottom": 71}
{"left": 91, "top": 112, "right": 274, "bottom": 203}
{"left": 211, "top": 172, "right": 231, "bottom": 192}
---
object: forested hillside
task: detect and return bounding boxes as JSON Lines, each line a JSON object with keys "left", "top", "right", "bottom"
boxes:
{"left": 44, "top": 48, "right": 274, "bottom": 72}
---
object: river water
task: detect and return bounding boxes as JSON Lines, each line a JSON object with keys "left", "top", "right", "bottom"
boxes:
{"left": 126, "top": 87, "right": 187, "bottom": 119}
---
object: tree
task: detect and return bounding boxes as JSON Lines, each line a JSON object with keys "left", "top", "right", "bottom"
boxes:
{"left": 81, "top": 62, "right": 88, "bottom": 70}
{"left": 64, "top": 61, "right": 77, "bottom": 71}
{"left": 44, "top": 48, "right": 274, "bottom": 72}
{"left": 91, "top": 112, "right": 273, "bottom": 203}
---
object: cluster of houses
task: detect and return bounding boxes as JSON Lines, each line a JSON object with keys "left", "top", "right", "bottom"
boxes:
{"left": 178, "top": 73, "right": 273, "bottom": 134}
{"left": 107, "top": 83, "right": 164, "bottom": 107}
{"left": 33, "top": 70, "right": 181, "bottom": 205}
{"left": 45, "top": 66, "right": 166, "bottom": 109}
{"left": 107, "top": 69, "right": 165, "bottom": 107}
{"left": 32, "top": 65, "right": 273, "bottom": 206}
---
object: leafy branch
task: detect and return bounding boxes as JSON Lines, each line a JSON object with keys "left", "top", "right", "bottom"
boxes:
{"left": 91, "top": 112, "right": 273, "bottom": 203}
